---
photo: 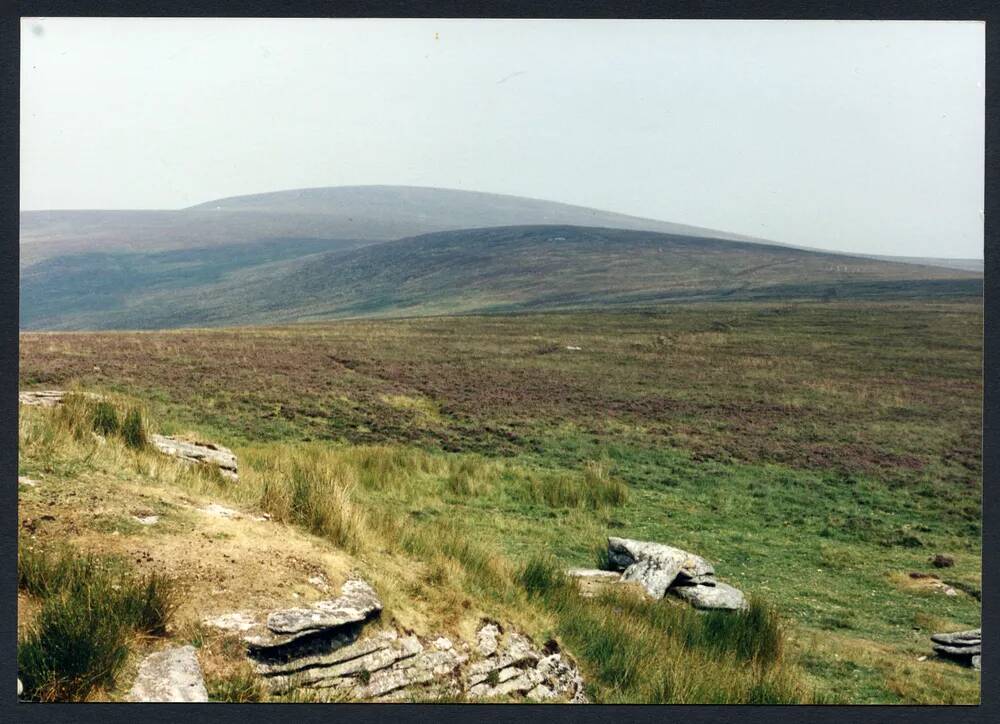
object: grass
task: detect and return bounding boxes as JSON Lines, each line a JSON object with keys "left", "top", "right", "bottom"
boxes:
{"left": 17, "top": 301, "right": 982, "bottom": 703}
{"left": 17, "top": 545, "right": 179, "bottom": 701}
{"left": 206, "top": 666, "right": 265, "bottom": 703}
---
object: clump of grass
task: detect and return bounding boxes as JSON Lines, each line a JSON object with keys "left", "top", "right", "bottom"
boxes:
{"left": 116, "top": 572, "right": 180, "bottom": 636}
{"left": 206, "top": 667, "right": 265, "bottom": 702}
{"left": 593, "top": 542, "right": 612, "bottom": 571}
{"left": 41, "top": 392, "right": 149, "bottom": 454}
{"left": 251, "top": 446, "right": 368, "bottom": 553}
{"left": 517, "top": 554, "right": 569, "bottom": 598}
{"left": 514, "top": 461, "right": 628, "bottom": 510}
{"left": 91, "top": 401, "right": 120, "bottom": 436}
{"left": 17, "top": 545, "right": 179, "bottom": 701}
{"left": 18, "top": 590, "right": 131, "bottom": 701}
{"left": 446, "top": 457, "right": 490, "bottom": 496}
{"left": 121, "top": 408, "right": 147, "bottom": 449}
{"left": 606, "top": 589, "right": 784, "bottom": 666}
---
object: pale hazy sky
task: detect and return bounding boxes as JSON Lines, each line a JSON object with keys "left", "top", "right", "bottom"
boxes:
{"left": 21, "top": 18, "right": 984, "bottom": 258}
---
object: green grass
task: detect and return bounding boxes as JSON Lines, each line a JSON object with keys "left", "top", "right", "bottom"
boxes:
{"left": 515, "top": 554, "right": 803, "bottom": 703}
{"left": 205, "top": 667, "right": 265, "bottom": 703}
{"left": 17, "top": 545, "right": 179, "bottom": 701}
{"left": 18, "top": 301, "right": 982, "bottom": 703}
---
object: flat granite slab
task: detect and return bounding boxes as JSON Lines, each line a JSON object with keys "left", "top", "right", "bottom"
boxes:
{"left": 127, "top": 645, "right": 208, "bottom": 702}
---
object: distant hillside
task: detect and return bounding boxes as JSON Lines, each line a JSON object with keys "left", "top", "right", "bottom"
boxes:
{"left": 20, "top": 185, "right": 763, "bottom": 267}
{"left": 22, "top": 225, "right": 982, "bottom": 330}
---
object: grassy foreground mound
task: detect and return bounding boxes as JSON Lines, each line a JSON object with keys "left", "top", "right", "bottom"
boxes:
{"left": 18, "top": 394, "right": 812, "bottom": 703}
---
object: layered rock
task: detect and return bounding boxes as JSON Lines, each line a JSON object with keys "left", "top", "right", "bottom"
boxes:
{"left": 931, "top": 629, "right": 981, "bottom": 669}
{"left": 150, "top": 434, "right": 239, "bottom": 481}
{"left": 19, "top": 390, "right": 70, "bottom": 407}
{"left": 207, "top": 580, "right": 588, "bottom": 702}
{"left": 127, "top": 645, "right": 208, "bottom": 702}
{"left": 464, "top": 624, "right": 587, "bottom": 702}
{"left": 19, "top": 390, "right": 101, "bottom": 407}
{"left": 241, "top": 578, "right": 382, "bottom": 651}
{"left": 581, "top": 537, "right": 748, "bottom": 611}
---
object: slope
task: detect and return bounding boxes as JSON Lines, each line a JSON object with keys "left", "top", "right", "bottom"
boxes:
{"left": 22, "top": 225, "right": 982, "bottom": 330}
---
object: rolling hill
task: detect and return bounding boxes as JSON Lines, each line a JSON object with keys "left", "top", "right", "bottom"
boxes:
{"left": 20, "top": 185, "right": 766, "bottom": 268}
{"left": 21, "top": 224, "right": 982, "bottom": 330}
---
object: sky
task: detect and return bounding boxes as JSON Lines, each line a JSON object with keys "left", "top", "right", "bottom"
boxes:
{"left": 20, "top": 18, "right": 984, "bottom": 259}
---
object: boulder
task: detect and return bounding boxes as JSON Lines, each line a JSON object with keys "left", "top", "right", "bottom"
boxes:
{"left": 931, "top": 629, "right": 981, "bottom": 646}
{"left": 565, "top": 568, "right": 621, "bottom": 580}
{"left": 930, "top": 628, "right": 981, "bottom": 667}
{"left": 669, "top": 582, "right": 748, "bottom": 611}
{"left": 476, "top": 622, "right": 501, "bottom": 657}
{"left": 127, "top": 645, "right": 208, "bottom": 702}
{"left": 150, "top": 434, "right": 239, "bottom": 481}
{"left": 245, "top": 579, "right": 382, "bottom": 651}
{"left": 607, "top": 537, "right": 715, "bottom": 598}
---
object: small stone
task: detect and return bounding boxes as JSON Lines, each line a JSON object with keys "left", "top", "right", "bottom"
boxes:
{"left": 566, "top": 568, "right": 621, "bottom": 580}
{"left": 127, "top": 645, "right": 208, "bottom": 702}
{"left": 669, "top": 582, "right": 748, "bottom": 611}
{"left": 308, "top": 575, "right": 330, "bottom": 592}
{"left": 972, "top": 655, "right": 981, "bottom": 671}
{"left": 17, "top": 476, "right": 38, "bottom": 487}
{"left": 133, "top": 515, "right": 159, "bottom": 525}
{"left": 198, "top": 503, "right": 243, "bottom": 519}
{"left": 527, "top": 683, "right": 556, "bottom": 701}
{"left": 476, "top": 623, "right": 501, "bottom": 657}
{"left": 432, "top": 637, "right": 453, "bottom": 651}
{"left": 17, "top": 678, "right": 22, "bottom": 697}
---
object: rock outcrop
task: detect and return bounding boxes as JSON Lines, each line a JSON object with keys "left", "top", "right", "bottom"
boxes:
{"left": 127, "top": 645, "right": 208, "bottom": 702}
{"left": 465, "top": 624, "right": 587, "bottom": 702}
{"left": 932, "top": 629, "right": 981, "bottom": 669}
{"left": 574, "top": 537, "right": 748, "bottom": 611}
{"left": 241, "top": 578, "right": 382, "bottom": 650}
{"left": 19, "top": 390, "right": 70, "bottom": 407}
{"left": 206, "top": 580, "right": 587, "bottom": 702}
{"left": 150, "top": 434, "right": 239, "bottom": 481}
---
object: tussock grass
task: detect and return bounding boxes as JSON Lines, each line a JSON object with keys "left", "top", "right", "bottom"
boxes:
{"left": 121, "top": 408, "right": 148, "bottom": 449}
{"left": 17, "top": 545, "right": 179, "bottom": 701}
{"left": 91, "top": 401, "right": 120, "bottom": 436}
{"left": 516, "top": 554, "right": 806, "bottom": 703}
{"left": 515, "top": 460, "right": 627, "bottom": 509}
{"left": 206, "top": 666, "right": 265, "bottom": 702}
{"left": 246, "top": 446, "right": 369, "bottom": 553}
